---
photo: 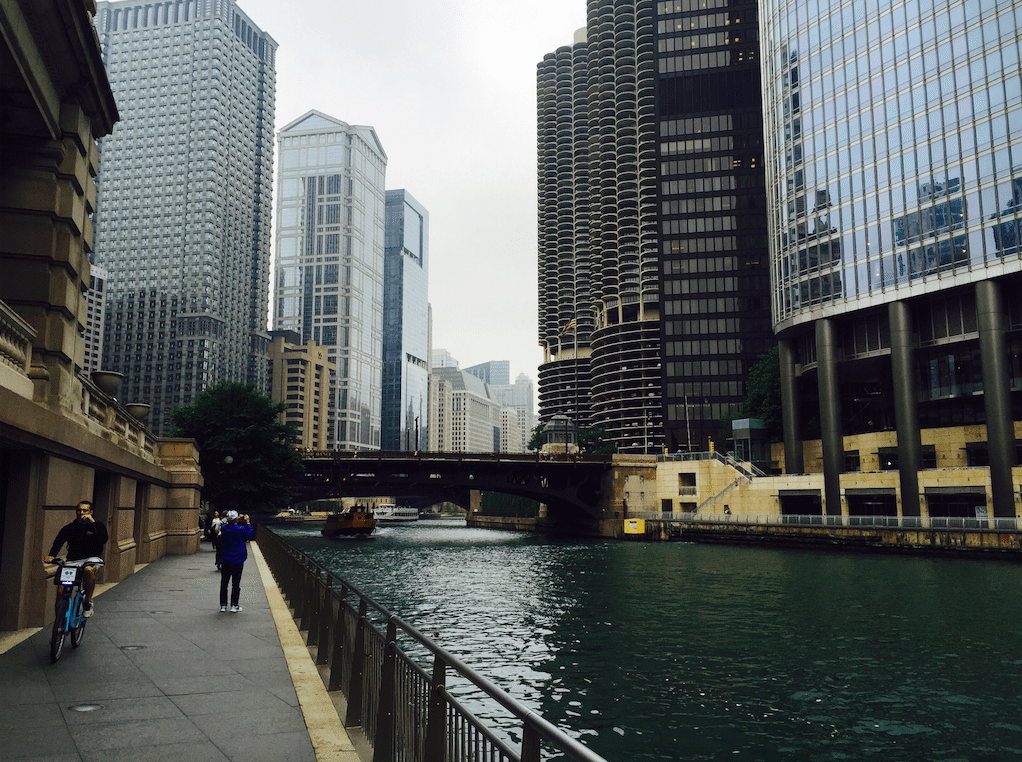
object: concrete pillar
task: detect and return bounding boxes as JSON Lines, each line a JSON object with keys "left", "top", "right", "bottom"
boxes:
{"left": 888, "top": 301, "right": 922, "bottom": 517}
{"left": 778, "top": 337, "right": 804, "bottom": 474}
{"left": 816, "top": 318, "right": 843, "bottom": 515}
{"left": 976, "top": 280, "right": 1016, "bottom": 517}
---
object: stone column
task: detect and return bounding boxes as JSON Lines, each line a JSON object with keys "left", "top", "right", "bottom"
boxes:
{"left": 816, "top": 318, "right": 843, "bottom": 515}
{"left": 888, "top": 301, "right": 922, "bottom": 517}
{"left": 778, "top": 337, "right": 804, "bottom": 474}
{"left": 976, "top": 280, "right": 1016, "bottom": 517}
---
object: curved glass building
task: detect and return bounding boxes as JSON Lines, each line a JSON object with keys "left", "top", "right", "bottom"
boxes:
{"left": 761, "top": 0, "right": 1022, "bottom": 516}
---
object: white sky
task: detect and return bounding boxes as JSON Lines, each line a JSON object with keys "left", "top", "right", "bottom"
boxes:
{"left": 239, "top": 0, "right": 587, "bottom": 384}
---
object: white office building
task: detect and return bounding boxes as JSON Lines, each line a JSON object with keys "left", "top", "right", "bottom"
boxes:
{"left": 272, "top": 111, "right": 387, "bottom": 450}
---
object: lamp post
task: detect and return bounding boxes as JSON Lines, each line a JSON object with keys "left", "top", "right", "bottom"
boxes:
{"left": 223, "top": 455, "right": 234, "bottom": 513}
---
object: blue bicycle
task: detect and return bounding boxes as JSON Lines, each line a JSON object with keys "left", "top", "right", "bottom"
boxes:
{"left": 50, "top": 556, "right": 104, "bottom": 663}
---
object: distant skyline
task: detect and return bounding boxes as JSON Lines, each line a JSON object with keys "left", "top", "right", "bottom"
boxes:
{"left": 238, "top": 0, "right": 586, "bottom": 383}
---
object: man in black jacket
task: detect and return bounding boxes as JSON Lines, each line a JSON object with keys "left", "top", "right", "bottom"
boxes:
{"left": 44, "top": 500, "right": 108, "bottom": 617}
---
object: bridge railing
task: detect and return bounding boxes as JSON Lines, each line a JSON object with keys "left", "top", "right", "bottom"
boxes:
{"left": 256, "top": 526, "right": 611, "bottom": 762}
{"left": 628, "top": 512, "right": 1020, "bottom": 531}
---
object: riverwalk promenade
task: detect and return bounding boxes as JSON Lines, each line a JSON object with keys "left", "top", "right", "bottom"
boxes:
{"left": 0, "top": 543, "right": 359, "bottom": 762}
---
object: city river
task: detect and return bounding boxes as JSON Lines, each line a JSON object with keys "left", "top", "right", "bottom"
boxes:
{"left": 274, "top": 519, "right": 1021, "bottom": 762}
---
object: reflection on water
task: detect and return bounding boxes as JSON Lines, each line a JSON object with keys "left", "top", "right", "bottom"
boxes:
{"left": 278, "top": 519, "right": 1022, "bottom": 761}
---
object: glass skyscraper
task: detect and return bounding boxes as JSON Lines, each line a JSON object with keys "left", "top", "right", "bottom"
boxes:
{"left": 382, "top": 189, "right": 429, "bottom": 451}
{"left": 761, "top": 0, "right": 1022, "bottom": 517}
{"left": 93, "top": 0, "right": 276, "bottom": 434}
{"left": 273, "top": 111, "right": 387, "bottom": 450}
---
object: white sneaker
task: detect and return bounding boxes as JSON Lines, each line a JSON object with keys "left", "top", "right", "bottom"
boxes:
{"left": 220, "top": 605, "right": 227, "bottom": 612}
{"left": 230, "top": 605, "right": 241, "bottom": 613}
{"left": 83, "top": 602, "right": 94, "bottom": 618}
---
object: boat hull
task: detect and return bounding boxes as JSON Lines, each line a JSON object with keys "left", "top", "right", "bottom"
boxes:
{"left": 322, "top": 510, "right": 376, "bottom": 537}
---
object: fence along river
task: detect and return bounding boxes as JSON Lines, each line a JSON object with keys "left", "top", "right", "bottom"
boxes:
{"left": 273, "top": 519, "right": 1022, "bottom": 761}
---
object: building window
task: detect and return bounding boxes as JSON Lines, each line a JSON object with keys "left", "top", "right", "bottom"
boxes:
{"left": 844, "top": 450, "right": 860, "bottom": 472}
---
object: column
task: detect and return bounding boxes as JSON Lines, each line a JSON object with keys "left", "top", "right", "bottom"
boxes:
{"left": 888, "top": 301, "right": 922, "bottom": 517}
{"left": 816, "top": 318, "right": 843, "bottom": 515}
{"left": 976, "top": 280, "right": 1016, "bottom": 517}
{"left": 778, "top": 337, "right": 804, "bottom": 474}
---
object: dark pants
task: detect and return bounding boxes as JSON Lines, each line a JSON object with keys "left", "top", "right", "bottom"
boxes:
{"left": 219, "top": 562, "right": 244, "bottom": 607}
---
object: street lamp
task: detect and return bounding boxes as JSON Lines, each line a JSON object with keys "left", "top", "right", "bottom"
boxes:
{"left": 223, "top": 455, "right": 234, "bottom": 513}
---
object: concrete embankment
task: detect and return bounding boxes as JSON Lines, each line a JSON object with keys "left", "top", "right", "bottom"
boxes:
{"left": 466, "top": 515, "right": 537, "bottom": 532}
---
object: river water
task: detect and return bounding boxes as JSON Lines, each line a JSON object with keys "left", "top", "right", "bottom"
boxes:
{"left": 275, "top": 519, "right": 1022, "bottom": 762}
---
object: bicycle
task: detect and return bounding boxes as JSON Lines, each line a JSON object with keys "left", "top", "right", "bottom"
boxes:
{"left": 50, "top": 556, "right": 104, "bottom": 663}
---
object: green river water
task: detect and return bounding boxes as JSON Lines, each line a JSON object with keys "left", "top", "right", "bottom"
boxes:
{"left": 275, "top": 519, "right": 1021, "bottom": 762}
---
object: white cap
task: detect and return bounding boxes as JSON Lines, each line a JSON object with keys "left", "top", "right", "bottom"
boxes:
{"left": 226, "top": 510, "right": 239, "bottom": 521}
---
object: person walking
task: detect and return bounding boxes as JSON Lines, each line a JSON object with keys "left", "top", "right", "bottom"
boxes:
{"left": 210, "top": 511, "right": 224, "bottom": 569}
{"left": 218, "top": 510, "right": 254, "bottom": 612}
{"left": 44, "top": 500, "right": 108, "bottom": 618}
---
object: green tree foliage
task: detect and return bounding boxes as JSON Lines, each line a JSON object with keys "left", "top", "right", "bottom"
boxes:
{"left": 739, "top": 346, "right": 782, "bottom": 435}
{"left": 527, "top": 422, "right": 546, "bottom": 451}
{"left": 578, "top": 427, "right": 617, "bottom": 455}
{"left": 168, "top": 381, "right": 302, "bottom": 513}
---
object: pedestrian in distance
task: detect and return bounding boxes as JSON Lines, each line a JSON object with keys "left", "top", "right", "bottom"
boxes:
{"left": 44, "top": 500, "right": 108, "bottom": 618}
{"left": 210, "top": 510, "right": 224, "bottom": 569}
{"left": 219, "top": 510, "right": 254, "bottom": 612}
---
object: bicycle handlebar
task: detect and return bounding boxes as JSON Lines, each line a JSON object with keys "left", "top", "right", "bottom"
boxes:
{"left": 52, "top": 557, "right": 105, "bottom": 568}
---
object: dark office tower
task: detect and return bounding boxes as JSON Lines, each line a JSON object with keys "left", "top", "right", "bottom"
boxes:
{"left": 762, "top": 0, "right": 1022, "bottom": 518}
{"left": 382, "top": 190, "right": 430, "bottom": 451}
{"left": 537, "top": 29, "right": 595, "bottom": 429}
{"left": 655, "top": 0, "right": 774, "bottom": 453}
{"left": 92, "top": 0, "right": 276, "bottom": 435}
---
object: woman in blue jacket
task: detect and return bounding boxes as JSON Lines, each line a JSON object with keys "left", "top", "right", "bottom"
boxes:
{"left": 218, "top": 510, "right": 255, "bottom": 612}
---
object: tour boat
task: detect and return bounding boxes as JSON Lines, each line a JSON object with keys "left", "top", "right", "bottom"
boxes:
{"left": 373, "top": 504, "right": 419, "bottom": 523}
{"left": 321, "top": 506, "right": 376, "bottom": 537}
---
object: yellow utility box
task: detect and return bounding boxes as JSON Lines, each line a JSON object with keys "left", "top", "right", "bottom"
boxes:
{"left": 624, "top": 518, "right": 646, "bottom": 534}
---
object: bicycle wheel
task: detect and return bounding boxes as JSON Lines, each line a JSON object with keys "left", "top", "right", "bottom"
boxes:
{"left": 70, "top": 594, "right": 86, "bottom": 648}
{"left": 50, "top": 597, "right": 68, "bottom": 663}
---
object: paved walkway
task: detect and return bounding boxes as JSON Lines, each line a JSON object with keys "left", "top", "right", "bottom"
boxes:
{"left": 0, "top": 542, "right": 359, "bottom": 762}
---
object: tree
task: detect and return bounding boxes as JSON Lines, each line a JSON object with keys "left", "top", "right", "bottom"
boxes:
{"left": 168, "top": 381, "right": 302, "bottom": 513}
{"left": 527, "top": 422, "right": 546, "bottom": 451}
{"left": 578, "top": 427, "right": 617, "bottom": 455}
{"left": 739, "top": 346, "right": 782, "bottom": 436}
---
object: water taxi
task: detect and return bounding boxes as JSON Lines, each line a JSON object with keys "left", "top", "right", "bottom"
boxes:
{"left": 321, "top": 506, "right": 376, "bottom": 537}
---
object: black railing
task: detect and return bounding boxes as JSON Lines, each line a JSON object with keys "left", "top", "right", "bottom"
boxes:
{"left": 257, "top": 527, "right": 610, "bottom": 762}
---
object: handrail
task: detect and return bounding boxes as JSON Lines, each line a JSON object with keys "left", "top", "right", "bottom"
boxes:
{"left": 256, "top": 526, "right": 611, "bottom": 762}
{"left": 627, "top": 512, "right": 1021, "bottom": 531}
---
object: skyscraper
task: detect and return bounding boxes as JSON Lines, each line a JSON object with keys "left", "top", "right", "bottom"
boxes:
{"left": 537, "top": 0, "right": 773, "bottom": 454}
{"left": 464, "top": 360, "right": 510, "bottom": 386}
{"left": 382, "top": 189, "right": 429, "bottom": 451}
{"left": 272, "top": 111, "right": 388, "bottom": 450}
{"left": 92, "top": 0, "right": 276, "bottom": 434}
{"left": 761, "top": 0, "right": 1022, "bottom": 518}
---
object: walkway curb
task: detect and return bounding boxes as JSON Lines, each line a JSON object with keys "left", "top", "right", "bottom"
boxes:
{"left": 251, "top": 544, "right": 361, "bottom": 762}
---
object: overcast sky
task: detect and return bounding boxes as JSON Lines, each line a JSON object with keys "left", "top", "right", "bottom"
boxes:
{"left": 239, "top": 0, "right": 587, "bottom": 384}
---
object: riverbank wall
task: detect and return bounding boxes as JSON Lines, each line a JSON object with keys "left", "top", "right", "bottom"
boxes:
{"left": 466, "top": 515, "right": 537, "bottom": 532}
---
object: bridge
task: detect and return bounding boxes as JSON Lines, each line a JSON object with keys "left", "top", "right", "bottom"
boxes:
{"left": 292, "top": 450, "right": 655, "bottom": 534}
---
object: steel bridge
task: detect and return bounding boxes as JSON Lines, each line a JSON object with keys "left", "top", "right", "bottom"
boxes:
{"left": 293, "top": 450, "right": 620, "bottom": 522}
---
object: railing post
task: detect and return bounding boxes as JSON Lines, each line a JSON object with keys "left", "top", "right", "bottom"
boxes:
{"left": 373, "top": 618, "right": 399, "bottom": 762}
{"left": 307, "top": 571, "right": 321, "bottom": 647}
{"left": 423, "top": 654, "right": 447, "bottom": 762}
{"left": 328, "top": 586, "right": 349, "bottom": 691}
{"left": 521, "top": 719, "right": 541, "bottom": 762}
{"left": 316, "top": 581, "right": 332, "bottom": 664}
{"left": 344, "top": 598, "right": 368, "bottom": 727}
{"left": 300, "top": 567, "right": 314, "bottom": 636}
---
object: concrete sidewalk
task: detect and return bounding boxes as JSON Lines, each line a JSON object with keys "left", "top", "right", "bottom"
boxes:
{"left": 0, "top": 541, "right": 359, "bottom": 762}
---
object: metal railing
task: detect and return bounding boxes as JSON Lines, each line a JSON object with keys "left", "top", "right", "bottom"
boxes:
{"left": 257, "top": 527, "right": 610, "bottom": 762}
{"left": 628, "top": 512, "right": 1020, "bottom": 532}
{"left": 656, "top": 450, "right": 769, "bottom": 478}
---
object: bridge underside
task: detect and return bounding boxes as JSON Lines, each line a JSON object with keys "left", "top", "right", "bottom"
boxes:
{"left": 292, "top": 452, "right": 613, "bottom": 525}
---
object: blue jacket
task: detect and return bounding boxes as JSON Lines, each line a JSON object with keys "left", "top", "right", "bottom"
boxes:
{"left": 219, "top": 521, "right": 255, "bottom": 564}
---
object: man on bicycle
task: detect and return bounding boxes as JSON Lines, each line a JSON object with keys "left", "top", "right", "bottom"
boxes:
{"left": 44, "top": 500, "right": 108, "bottom": 617}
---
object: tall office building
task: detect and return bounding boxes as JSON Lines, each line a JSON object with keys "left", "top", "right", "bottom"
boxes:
{"left": 82, "top": 263, "right": 108, "bottom": 374}
{"left": 489, "top": 372, "right": 537, "bottom": 451}
{"left": 428, "top": 367, "right": 523, "bottom": 453}
{"left": 268, "top": 330, "right": 334, "bottom": 450}
{"left": 537, "top": 0, "right": 773, "bottom": 453}
{"left": 761, "top": 0, "right": 1022, "bottom": 518}
{"left": 382, "top": 189, "right": 429, "bottom": 451}
{"left": 272, "top": 111, "right": 388, "bottom": 450}
{"left": 92, "top": 0, "right": 276, "bottom": 434}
